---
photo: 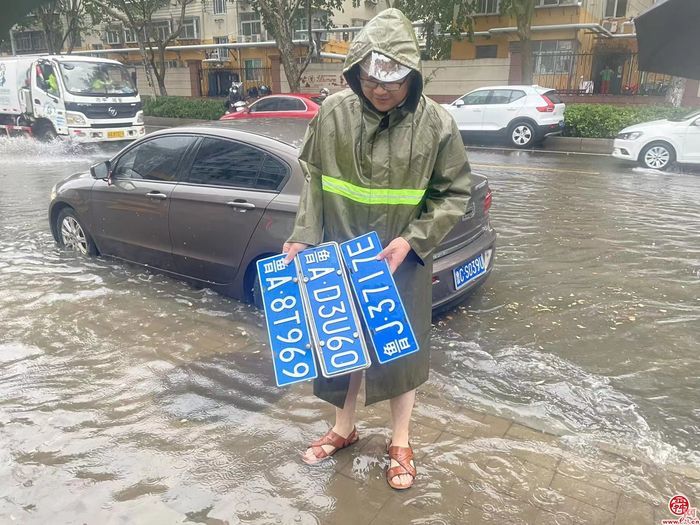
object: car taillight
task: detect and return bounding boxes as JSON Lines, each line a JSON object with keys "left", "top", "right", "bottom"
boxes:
{"left": 483, "top": 190, "right": 492, "bottom": 213}
{"left": 536, "top": 95, "right": 555, "bottom": 112}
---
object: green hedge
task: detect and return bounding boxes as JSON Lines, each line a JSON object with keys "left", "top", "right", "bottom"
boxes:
{"left": 564, "top": 104, "right": 696, "bottom": 139}
{"left": 143, "top": 95, "right": 226, "bottom": 120}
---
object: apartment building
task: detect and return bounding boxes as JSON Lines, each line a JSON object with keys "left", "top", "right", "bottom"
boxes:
{"left": 5, "top": 0, "right": 386, "bottom": 97}
{"left": 451, "top": 0, "right": 664, "bottom": 95}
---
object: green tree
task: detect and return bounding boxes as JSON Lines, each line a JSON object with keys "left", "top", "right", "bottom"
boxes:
{"left": 252, "top": 0, "right": 343, "bottom": 92}
{"left": 500, "top": 0, "right": 536, "bottom": 84}
{"left": 30, "top": 0, "right": 102, "bottom": 54}
{"left": 91, "top": 0, "right": 197, "bottom": 96}
{"left": 394, "top": 0, "right": 474, "bottom": 60}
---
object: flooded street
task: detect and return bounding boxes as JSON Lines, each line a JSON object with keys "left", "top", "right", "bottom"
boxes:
{"left": 0, "top": 136, "right": 698, "bottom": 524}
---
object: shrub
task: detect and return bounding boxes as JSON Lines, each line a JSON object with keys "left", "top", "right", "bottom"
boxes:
{"left": 142, "top": 95, "right": 226, "bottom": 120}
{"left": 564, "top": 104, "right": 697, "bottom": 138}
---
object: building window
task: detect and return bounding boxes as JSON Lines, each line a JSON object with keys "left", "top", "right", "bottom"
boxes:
{"left": 536, "top": 0, "right": 577, "bottom": 5}
{"left": 213, "top": 36, "right": 228, "bottom": 60}
{"left": 15, "top": 31, "right": 47, "bottom": 53}
{"left": 148, "top": 20, "right": 171, "bottom": 41}
{"left": 533, "top": 40, "right": 574, "bottom": 74}
{"left": 213, "top": 0, "right": 227, "bottom": 15}
{"left": 244, "top": 58, "right": 263, "bottom": 82}
{"left": 473, "top": 0, "right": 499, "bottom": 15}
{"left": 179, "top": 18, "right": 199, "bottom": 39}
{"left": 105, "top": 27, "right": 122, "bottom": 44}
{"left": 124, "top": 27, "right": 138, "bottom": 43}
{"left": 240, "top": 12, "right": 261, "bottom": 36}
{"left": 476, "top": 45, "right": 498, "bottom": 59}
{"left": 605, "top": 0, "right": 627, "bottom": 17}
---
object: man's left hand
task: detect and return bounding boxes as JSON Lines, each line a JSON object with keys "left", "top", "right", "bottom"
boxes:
{"left": 377, "top": 237, "right": 411, "bottom": 274}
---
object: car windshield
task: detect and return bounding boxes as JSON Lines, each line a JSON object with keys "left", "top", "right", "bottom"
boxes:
{"left": 668, "top": 109, "right": 700, "bottom": 122}
{"left": 59, "top": 61, "right": 137, "bottom": 96}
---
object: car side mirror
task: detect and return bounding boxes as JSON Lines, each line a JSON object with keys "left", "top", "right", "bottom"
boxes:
{"left": 90, "top": 160, "right": 110, "bottom": 180}
{"left": 694, "top": 119, "right": 700, "bottom": 127}
{"left": 454, "top": 99, "right": 465, "bottom": 108}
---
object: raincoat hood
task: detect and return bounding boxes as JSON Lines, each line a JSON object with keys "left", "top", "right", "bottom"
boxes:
{"left": 343, "top": 8, "right": 423, "bottom": 112}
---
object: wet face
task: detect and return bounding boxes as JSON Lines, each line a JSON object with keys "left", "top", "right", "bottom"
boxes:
{"left": 359, "top": 73, "right": 411, "bottom": 113}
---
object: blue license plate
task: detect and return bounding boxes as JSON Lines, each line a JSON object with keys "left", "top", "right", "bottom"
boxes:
{"left": 453, "top": 253, "right": 487, "bottom": 290}
{"left": 340, "top": 232, "right": 419, "bottom": 364}
{"left": 298, "top": 243, "right": 371, "bottom": 378}
{"left": 257, "top": 255, "right": 318, "bottom": 386}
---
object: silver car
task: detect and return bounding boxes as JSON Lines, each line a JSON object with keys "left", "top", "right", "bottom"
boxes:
{"left": 49, "top": 119, "right": 496, "bottom": 311}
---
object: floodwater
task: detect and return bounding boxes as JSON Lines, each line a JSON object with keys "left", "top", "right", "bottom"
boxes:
{"left": 0, "top": 136, "right": 698, "bottom": 523}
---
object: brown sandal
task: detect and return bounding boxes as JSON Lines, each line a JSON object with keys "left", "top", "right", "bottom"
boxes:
{"left": 386, "top": 442, "right": 417, "bottom": 490}
{"left": 302, "top": 427, "right": 359, "bottom": 465}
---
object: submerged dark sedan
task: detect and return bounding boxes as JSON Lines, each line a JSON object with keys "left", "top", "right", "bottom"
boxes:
{"left": 49, "top": 119, "right": 496, "bottom": 311}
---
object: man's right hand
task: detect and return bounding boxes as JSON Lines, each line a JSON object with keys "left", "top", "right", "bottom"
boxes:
{"left": 282, "top": 242, "right": 309, "bottom": 264}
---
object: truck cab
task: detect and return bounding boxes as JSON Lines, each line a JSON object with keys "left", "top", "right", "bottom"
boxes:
{"left": 0, "top": 55, "right": 145, "bottom": 142}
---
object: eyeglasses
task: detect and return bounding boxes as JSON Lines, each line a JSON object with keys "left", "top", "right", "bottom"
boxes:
{"left": 359, "top": 75, "right": 409, "bottom": 92}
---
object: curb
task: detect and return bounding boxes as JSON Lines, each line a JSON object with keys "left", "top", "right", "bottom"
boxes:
{"left": 544, "top": 136, "right": 613, "bottom": 155}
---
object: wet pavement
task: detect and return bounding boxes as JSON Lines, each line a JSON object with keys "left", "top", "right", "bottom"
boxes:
{"left": 0, "top": 134, "right": 698, "bottom": 524}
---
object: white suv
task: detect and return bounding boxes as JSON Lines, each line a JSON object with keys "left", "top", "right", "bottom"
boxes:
{"left": 443, "top": 85, "right": 566, "bottom": 148}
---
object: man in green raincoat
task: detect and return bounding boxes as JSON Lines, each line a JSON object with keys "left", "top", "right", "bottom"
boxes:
{"left": 283, "top": 8, "right": 472, "bottom": 490}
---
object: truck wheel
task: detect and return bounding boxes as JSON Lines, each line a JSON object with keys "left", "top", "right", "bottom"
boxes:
{"left": 35, "top": 122, "right": 58, "bottom": 142}
{"left": 56, "top": 208, "right": 98, "bottom": 256}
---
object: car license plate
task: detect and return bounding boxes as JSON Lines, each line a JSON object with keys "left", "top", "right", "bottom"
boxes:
{"left": 107, "top": 130, "right": 125, "bottom": 139}
{"left": 340, "top": 232, "right": 419, "bottom": 364}
{"left": 297, "top": 243, "right": 371, "bottom": 378}
{"left": 256, "top": 254, "right": 317, "bottom": 386}
{"left": 453, "top": 253, "right": 487, "bottom": 291}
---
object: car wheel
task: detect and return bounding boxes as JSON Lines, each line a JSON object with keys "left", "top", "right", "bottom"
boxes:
{"left": 56, "top": 208, "right": 98, "bottom": 256}
{"left": 508, "top": 121, "right": 536, "bottom": 148}
{"left": 252, "top": 272, "right": 263, "bottom": 309}
{"left": 640, "top": 142, "right": 675, "bottom": 170}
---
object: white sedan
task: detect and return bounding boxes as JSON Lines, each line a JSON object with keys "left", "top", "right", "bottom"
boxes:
{"left": 612, "top": 109, "right": 700, "bottom": 170}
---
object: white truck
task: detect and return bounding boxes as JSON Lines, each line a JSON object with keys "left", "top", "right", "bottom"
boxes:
{"left": 0, "top": 54, "right": 144, "bottom": 142}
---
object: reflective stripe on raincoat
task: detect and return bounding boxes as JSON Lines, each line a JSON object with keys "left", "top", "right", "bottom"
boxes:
{"left": 287, "top": 8, "right": 472, "bottom": 407}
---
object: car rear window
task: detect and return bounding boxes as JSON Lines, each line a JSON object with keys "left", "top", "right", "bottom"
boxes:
{"left": 544, "top": 90, "right": 563, "bottom": 104}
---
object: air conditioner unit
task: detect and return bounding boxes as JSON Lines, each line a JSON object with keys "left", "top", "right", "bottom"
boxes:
{"left": 250, "top": 34, "right": 260, "bottom": 42}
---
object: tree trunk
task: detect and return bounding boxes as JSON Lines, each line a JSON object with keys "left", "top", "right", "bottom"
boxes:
{"left": 153, "top": 46, "right": 168, "bottom": 96}
{"left": 136, "top": 38, "right": 159, "bottom": 97}
{"left": 665, "top": 76, "right": 686, "bottom": 108}
{"left": 520, "top": 37, "right": 533, "bottom": 85}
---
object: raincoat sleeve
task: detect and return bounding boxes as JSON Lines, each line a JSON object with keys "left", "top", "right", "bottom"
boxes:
{"left": 400, "top": 117, "right": 472, "bottom": 262}
{"left": 287, "top": 114, "right": 324, "bottom": 246}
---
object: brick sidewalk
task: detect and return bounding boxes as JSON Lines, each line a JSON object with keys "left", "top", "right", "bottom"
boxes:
{"left": 254, "top": 384, "right": 700, "bottom": 525}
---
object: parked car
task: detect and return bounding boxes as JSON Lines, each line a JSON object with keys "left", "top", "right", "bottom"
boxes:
{"left": 220, "top": 94, "right": 322, "bottom": 120}
{"left": 443, "top": 85, "right": 566, "bottom": 148}
{"left": 612, "top": 109, "right": 700, "bottom": 170}
{"left": 48, "top": 119, "right": 496, "bottom": 312}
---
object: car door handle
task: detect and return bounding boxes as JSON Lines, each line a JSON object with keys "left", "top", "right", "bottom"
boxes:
{"left": 226, "top": 200, "right": 256, "bottom": 211}
{"left": 146, "top": 191, "right": 168, "bottom": 200}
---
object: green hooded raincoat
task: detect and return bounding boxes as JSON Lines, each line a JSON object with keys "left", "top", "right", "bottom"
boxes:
{"left": 287, "top": 8, "right": 472, "bottom": 408}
